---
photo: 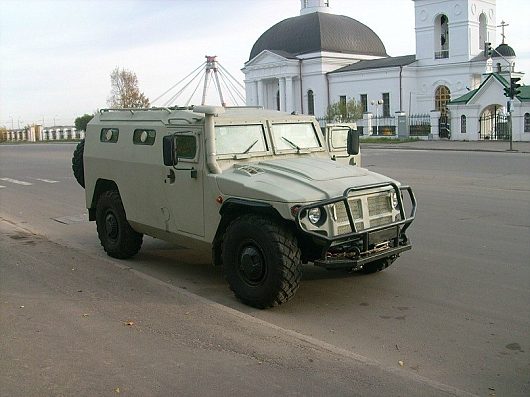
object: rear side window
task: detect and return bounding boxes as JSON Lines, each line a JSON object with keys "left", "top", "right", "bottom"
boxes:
{"left": 100, "top": 128, "right": 119, "bottom": 143}
{"left": 133, "top": 129, "right": 156, "bottom": 145}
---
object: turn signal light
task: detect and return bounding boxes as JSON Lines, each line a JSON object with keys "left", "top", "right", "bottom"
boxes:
{"left": 290, "top": 205, "right": 301, "bottom": 217}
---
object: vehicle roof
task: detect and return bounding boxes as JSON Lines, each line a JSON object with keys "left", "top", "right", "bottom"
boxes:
{"left": 93, "top": 106, "right": 317, "bottom": 126}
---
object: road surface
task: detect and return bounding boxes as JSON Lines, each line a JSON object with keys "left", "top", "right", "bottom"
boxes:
{"left": 1, "top": 143, "right": 529, "bottom": 396}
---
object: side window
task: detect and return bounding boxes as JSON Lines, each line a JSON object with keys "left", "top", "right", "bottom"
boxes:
{"left": 460, "top": 115, "right": 466, "bottom": 133}
{"left": 176, "top": 135, "right": 197, "bottom": 159}
{"left": 339, "top": 96, "right": 347, "bottom": 118}
{"left": 525, "top": 113, "right": 530, "bottom": 133}
{"left": 330, "top": 127, "right": 349, "bottom": 149}
{"left": 133, "top": 129, "right": 156, "bottom": 145}
{"left": 307, "top": 90, "right": 315, "bottom": 115}
{"left": 360, "top": 94, "right": 368, "bottom": 113}
{"left": 382, "top": 93, "right": 390, "bottom": 117}
{"left": 100, "top": 128, "right": 119, "bottom": 143}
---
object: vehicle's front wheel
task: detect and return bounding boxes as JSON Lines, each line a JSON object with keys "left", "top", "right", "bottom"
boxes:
{"left": 222, "top": 214, "right": 302, "bottom": 308}
{"left": 96, "top": 190, "right": 143, "bottom": 259}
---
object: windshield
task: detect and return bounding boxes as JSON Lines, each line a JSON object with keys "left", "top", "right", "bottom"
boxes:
{"left": 215, "top": 125, "right": 268, "bottom": 155}
{"left": 271, "top": 123, "right": 321, "bottom": 151}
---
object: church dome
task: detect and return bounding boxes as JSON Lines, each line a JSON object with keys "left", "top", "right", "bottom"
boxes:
{"left": 249, "top": 12, "right": 387, "bottom": 60}
{"left": 493, "top": 43, "right": 516, "bottom": 58}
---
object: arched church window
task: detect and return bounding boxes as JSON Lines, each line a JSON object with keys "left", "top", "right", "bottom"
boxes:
{"left": 434, "top": 14, "right": 449, "bottom": 59}
{"left": 435, "top": 85, "right": 451, "bottom": 116}
{"left": 525, "top": 113, "right": 530, "bottom": 133}
{"left": 479, "top": 13, "right": 487, "bottom": 50}
{"left": 307, "top": 90, "right": 315, "bottom": 115}
{"left": 461, "top": 115, "right": 467, "bottom": 133}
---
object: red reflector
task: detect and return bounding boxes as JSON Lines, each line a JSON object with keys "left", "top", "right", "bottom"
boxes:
{"left": 291, "top": 205, "right": 301, "bottom": 217}
{"left": 216, "top": 196, "right": 223, "bottom": 204}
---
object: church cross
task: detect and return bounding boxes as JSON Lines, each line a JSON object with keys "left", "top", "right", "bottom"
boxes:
{"left": 497, "top": 20, "right": 509, "bottom": 44}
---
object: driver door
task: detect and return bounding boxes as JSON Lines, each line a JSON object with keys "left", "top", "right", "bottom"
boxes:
{"left": 162, "top": 129, "right": 205, "bottom": 237}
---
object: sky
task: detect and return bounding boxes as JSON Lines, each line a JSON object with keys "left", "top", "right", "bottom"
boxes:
{"left": 1, "top": 0, "right": 529, "bottom": 128}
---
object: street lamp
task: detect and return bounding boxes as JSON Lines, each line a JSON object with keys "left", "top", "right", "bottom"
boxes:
{"left": 371, "top": 99, "right": 384, "bottom": 135}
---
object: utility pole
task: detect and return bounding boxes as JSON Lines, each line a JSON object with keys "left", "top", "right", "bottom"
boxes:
{"left": 371, "top": 99, "right": 383, "bottom": 135}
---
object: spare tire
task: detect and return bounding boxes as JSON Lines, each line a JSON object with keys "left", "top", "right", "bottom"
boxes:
{"left": 72, "top": 139, "right": 85, "bottom": 188}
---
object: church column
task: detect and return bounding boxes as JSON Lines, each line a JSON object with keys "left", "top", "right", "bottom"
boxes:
{"left": 279, "top": 77, "right": 286, "bottom": 112}
{"left": 285, "top": 76, "right": 293, "bottom": 113}
{"left": 253, "top": 81, "right": 259, "bottom": 106}
{"left": 257, "top": 80, "right": 264, "bottom": 107}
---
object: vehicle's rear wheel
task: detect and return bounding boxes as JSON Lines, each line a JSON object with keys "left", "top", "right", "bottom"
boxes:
{"left": 96, "top": 190, "right": 143, "bottom": 259}
{"left": 72, "top": 139, "right": 85, "bottom": 188}
{"left": 222, "top": 214, "right": 302, "bottom": 308}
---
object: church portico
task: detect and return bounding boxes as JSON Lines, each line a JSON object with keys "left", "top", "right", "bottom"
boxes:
{"left": 246, "top": 75, "right": 298, "bottom": 112}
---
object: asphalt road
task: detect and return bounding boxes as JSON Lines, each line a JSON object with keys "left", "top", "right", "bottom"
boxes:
{"left": 1, "top": 143, "right": 529, "bottom": 396}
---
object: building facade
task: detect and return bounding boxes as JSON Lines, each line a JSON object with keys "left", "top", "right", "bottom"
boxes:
{"left": 242, "top": 0, "right": 530, "bottom": 141}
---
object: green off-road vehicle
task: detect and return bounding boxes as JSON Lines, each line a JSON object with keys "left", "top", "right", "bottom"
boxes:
{"left": 72, "top": 106, "right": 416, "bottom": 308}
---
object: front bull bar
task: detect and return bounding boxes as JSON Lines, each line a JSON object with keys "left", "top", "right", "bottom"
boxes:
{"left": 294, "top": 182, "right": 417, "bottom": 268}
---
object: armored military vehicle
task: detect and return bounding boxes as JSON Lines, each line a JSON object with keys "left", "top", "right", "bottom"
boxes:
{"left": 72, "top": 106, "right": 416, "bottom": 308}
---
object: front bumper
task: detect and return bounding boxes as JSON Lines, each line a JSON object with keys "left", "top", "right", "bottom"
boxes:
{"left": 294, "top": 182, "right": 416, "bottom": 270}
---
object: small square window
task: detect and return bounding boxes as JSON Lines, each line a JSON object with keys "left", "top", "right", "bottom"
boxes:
{"left": 100, "top": 128, "right": 119, "bottom": 143}
{"left": 133, "top": 129, "right": 156, "bottom": 145}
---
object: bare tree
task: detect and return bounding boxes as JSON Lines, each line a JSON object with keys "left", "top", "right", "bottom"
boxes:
{"left": 107, "top": 67, "right": 150, "bottom": 108}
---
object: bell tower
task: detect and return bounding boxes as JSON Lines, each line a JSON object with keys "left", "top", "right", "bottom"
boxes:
{"left": 300, "top": 0, "right": 332, "bottom": 15}
{"left": 414, "top": 0, "right": 497, "bottom": 65}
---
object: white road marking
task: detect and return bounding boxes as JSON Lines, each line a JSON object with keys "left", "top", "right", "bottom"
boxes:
{"left": 0, "top": 185, "right": 5, "bottom": 188}
{"left": 0, "top": 178, "right": 32, "bottom": 186}
{"left": 34, "top": 178, "right": 59, "bottom": 183}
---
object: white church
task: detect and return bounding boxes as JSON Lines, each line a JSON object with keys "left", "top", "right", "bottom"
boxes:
{"left": 242, "top": 0, "right": 530, "bottom": 141}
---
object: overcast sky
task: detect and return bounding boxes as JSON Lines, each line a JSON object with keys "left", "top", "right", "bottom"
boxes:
{"left": 1, "top": 0, "right": 529, "bottom": 127}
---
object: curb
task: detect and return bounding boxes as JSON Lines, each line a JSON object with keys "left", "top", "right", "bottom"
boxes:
{"left": 361, "top": 145, "right": 530, "bottom": 154}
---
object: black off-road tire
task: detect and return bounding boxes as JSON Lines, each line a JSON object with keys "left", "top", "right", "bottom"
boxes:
{"left": 72, "top": 139, "right": 85, "bottom": 188}
{"left": 96, "top": 190, "right": 143, "bottom": 259}
{"left": 222, "top": 214, "right": 302, "bottom": 309}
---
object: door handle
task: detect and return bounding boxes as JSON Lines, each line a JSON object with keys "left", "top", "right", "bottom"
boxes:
{"left": 165, "top": 169, "right": 176, "bottom": 184}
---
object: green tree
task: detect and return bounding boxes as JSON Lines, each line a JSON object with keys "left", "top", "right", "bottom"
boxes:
{"left": 326, "top": 97, "right": 364, "bottom": 122}
{"left": 107, "top": 67, "right": 150, "bottom": 108}
{"left": 0, "top": 126, "right": 7, "bottom": 142}
{"left": 75, "top": 114, "right": 94, "bottom": 132}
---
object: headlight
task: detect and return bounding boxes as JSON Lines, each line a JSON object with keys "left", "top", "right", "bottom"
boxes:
{"left": 308, "top": 208, "right": 321, "bottom": 224}
{"left": 391, "top": 192, "right": 399, "bottom": 209}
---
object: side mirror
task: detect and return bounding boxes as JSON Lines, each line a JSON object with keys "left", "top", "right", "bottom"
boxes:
{"left": 346, "top": 128, "right": 360, "bottom": 155}
{"left": 163, "top": 135, "right": 178, "bottom": 166}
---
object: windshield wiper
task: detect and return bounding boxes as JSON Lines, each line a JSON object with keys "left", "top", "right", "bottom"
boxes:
{"left": 281, "top": 136, "right": 301, "bottom": 152}
{"left": 241, "top": 139, "right": 258, "bottom": 154}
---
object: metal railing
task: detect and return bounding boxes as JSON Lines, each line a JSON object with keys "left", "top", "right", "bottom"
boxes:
{"left": 408, "top": 114, "right": 431, "bottom": 136}
{"left": 434, "top": 50, "right": 449, "bottom": 59}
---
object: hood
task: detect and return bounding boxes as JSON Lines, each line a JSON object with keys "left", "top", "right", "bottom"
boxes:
{"left": 215, "top": 157, "right": 396, "bottom": 203}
